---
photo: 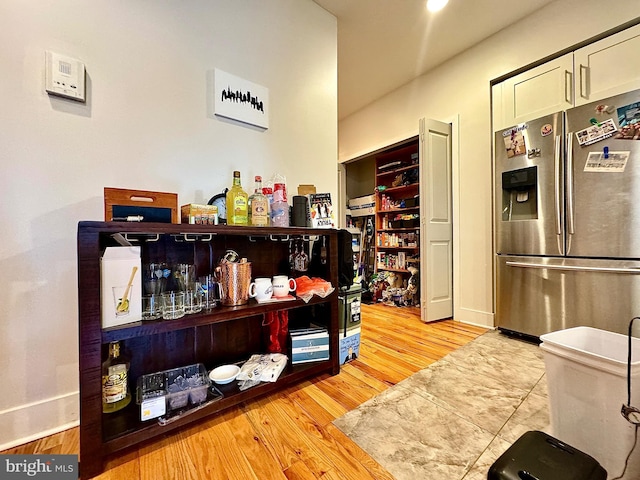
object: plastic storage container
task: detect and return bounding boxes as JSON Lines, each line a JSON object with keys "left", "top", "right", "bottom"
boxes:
{"left": 136, "top": 363, "right": 211, "bottom": 421}
{"left": 540, "top": 326, "right": 640, "bottom": 478}
{"left": 338, "top": 284, "right": 362, "bottom": 334}
{"left": 339, "top": 285, "right": 362, "bottom": 365}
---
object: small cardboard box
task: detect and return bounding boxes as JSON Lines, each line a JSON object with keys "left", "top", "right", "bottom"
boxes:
{"left": 297, "top": 184, "right": 317, "bottom": 196}
{"left": 181, "top": 204, "right": 218, "bottom": 225}
{"left": 340, "top": 327, "right": 361, "bottom": 365}
{"left": 101, "top": 246, "right": 142, "bottom": 328}
{"left": 348, "top": 194, "right": 376, "bottom": 217}
{"left": 290, "top": 328, "right": 329, "bottom": 364}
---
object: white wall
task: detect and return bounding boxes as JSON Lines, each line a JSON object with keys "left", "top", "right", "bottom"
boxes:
{"left": 0, "top": 0, "right": 336, "bottom": 448}
{"left": 338, "top": 0, "right": 640, "bottom": 328}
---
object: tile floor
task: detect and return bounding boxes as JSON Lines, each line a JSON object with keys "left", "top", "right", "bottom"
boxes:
{"left": 333, "top": 330, "right": 551, "bottom": 480}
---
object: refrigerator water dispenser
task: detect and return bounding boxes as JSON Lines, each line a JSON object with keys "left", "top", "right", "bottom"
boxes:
{"left": 501, "top": 166, "right": 537, "bottom": 221}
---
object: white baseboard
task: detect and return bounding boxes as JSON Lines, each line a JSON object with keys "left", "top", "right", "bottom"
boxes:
{"left": 0, "top": 391, "right": 79, "bottom": 451}
{"left": 455, "top": 306, "right": 494, "bottom": 329}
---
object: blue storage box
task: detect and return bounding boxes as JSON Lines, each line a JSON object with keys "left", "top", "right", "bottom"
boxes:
{"left": 290, "top": 328, "right": 329, "bottom": 364}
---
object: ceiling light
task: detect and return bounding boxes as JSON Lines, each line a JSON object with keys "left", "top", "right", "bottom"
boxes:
{"left": 426, "top": 0, "right": 449, "bottom": 12}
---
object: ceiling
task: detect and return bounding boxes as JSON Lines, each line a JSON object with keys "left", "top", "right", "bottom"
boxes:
{"left": 313, "top": 0, "right": 557, "bottom": 119}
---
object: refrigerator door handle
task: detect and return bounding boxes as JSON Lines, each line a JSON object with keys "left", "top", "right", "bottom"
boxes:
{"left": 554, "top": 134, "right": 562, "bottom": 236}
{"left": 566, "top": 132, "right": 576, "bottom": 256}
{"left": 506, "top": 261, "right": 640, "bottom": 274}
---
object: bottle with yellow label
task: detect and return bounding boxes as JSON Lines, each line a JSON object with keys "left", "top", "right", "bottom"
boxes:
{"left": 226, "top": 171, "right": 249, "bottom": 225}
{"left": 102, "top": 341, "right": 131, "bottom": 413}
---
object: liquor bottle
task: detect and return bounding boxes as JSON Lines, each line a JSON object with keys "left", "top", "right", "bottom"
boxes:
{"left": 102, "top": 341, "right": 131, "bottom": 413}
{"left": 226, "top": 171, "right": 249, "bottom": 226}
{"left": 248, "top": 175, "right": 269, "bottom": 226}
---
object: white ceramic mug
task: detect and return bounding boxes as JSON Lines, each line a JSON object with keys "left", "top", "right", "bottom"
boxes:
{"left": 249, "top": 278, "right": 273, "bottom": 302}
{"left": 272, "top": 275, "right": 297, "bottom": 298}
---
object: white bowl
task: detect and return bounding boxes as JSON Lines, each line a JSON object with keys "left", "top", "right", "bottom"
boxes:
{"left": 208, "top": 364, "right": 241, "bottom": 385}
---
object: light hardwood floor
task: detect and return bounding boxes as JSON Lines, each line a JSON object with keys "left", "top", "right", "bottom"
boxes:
{"left": 1, "top": 303, "right": 487, "bottom": 479}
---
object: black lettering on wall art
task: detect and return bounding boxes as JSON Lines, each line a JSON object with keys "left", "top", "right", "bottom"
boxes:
{"left": 221, "top": 86, "right": 265, "bottom": 113}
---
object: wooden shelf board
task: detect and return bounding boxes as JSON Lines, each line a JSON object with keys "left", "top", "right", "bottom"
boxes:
{"left": 377, "top": 227, "right": 419, "bottom": 232}
{"left": 376, "top": 164, "right": 419, "bottom": 177}
{"left": 102, "top": 295, "right": 335, "bottom": 343}
{"left": 102, "top": 361, "right": 334, "bottom": 454}
{"left": 376, "top": 206, "right": 419, "bottom": 215}
{"left": 376, "top": 267, "right": 412, "bottom": 273}
{"left": 376, "top": 183, "right": 419, "bottom": 194}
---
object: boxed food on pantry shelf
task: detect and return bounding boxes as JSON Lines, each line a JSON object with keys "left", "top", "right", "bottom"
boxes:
{"left": 402, "top": 217, "right": 420, "bottom": 228}
{"left": 181, "top": 203, "right": 218, "bottom": 225}
{"left": 401, "top": 196, "right": 419, "bottom": 208}
{"left": 136, "top": 363, "right": 211, "bottom": 421}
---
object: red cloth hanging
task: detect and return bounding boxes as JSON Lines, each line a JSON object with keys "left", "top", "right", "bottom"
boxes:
{"left": 264, "top": 309, "right": 289, "bottom": 354}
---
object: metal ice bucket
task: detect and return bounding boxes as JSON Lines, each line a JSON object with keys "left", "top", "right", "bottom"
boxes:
{"left": 216, "top": 260, "right": 252, "bottom": 306}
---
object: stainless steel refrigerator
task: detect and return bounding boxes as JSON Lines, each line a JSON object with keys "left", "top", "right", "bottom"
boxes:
{"left": 495, "top": 88, "right": 640, "bottom": 338}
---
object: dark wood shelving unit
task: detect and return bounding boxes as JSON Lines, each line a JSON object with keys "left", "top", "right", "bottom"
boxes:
{"left": 78, "top": 221, "right": 340, "bottom": 479}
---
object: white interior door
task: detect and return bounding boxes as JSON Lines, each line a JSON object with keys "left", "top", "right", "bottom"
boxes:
{"left": 419, "top": 118, "right": 453, "bottom": 322}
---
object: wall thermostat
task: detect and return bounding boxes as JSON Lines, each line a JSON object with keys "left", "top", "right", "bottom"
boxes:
{"left": 45, "top": 51, "right": 86, "bottom": 102}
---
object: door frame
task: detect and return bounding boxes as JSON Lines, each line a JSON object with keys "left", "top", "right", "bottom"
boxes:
{"left": 337, "top": 115, "right": 460, "bottom": 320}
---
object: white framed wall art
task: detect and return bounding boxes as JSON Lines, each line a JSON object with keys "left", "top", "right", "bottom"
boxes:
{"left": 214, "top": 68, "right": 269, "bottom": 129}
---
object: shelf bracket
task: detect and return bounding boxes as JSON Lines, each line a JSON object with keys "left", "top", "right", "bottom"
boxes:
{"left": 122, "top": 233, "right": 160, "bottom": 243}
{"left": 184, "top": 233, "right": 213, "bottom": 242}
{"left": 171, "top": 233, "right": 215, "bottom": 242}
{"left": 269, "top": 234, "right": 290, "bottom": 242}
{"left": 249, "top": 235, "right": 268, "bottom": 242}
